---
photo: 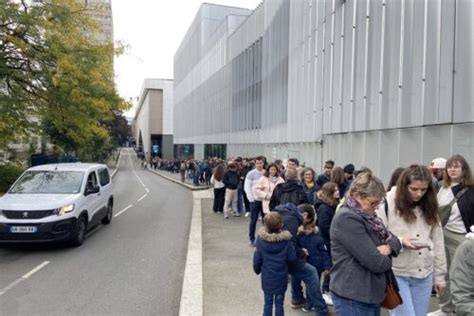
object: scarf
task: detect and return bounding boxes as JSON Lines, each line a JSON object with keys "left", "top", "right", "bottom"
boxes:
{"left": 345, "top": 196, "right": 390, "bottom": 242}
{"left": 305, "top": 181, "right": 315, "bottom": 189}
{"left": 268, "top": 176, "right": 279, "bottom": 184}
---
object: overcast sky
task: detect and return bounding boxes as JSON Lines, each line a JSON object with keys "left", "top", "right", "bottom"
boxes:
{"left": 112, "top": 0, "right": 262, "bottom": 118}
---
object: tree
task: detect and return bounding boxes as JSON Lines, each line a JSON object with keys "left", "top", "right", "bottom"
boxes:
{"left": 0, "top": 0, "right": 130, "bottom": 158}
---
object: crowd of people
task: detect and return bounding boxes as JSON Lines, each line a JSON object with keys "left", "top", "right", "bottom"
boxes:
{"left": 206, "top": 154, "right": 474, "bottom": 316}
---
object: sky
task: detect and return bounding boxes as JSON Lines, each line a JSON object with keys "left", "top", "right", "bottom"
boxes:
{"left": 112, "top": 0, "right": 262, "bottom": 118}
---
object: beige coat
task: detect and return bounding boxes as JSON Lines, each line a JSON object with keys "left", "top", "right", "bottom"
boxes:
{"left": 254, "top": 176, "right": 285, "bottom": 213}
{"left": 376, "top": 187, "right": 447, "bottom": 285}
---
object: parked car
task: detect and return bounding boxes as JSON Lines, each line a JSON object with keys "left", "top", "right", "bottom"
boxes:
{"left": 0, "top": 163, "right": 114, "bottom": 246}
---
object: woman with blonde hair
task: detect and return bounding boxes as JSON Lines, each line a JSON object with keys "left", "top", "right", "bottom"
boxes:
{"left": 378, "top": 165, "right": 446, "bottom": 316}
{"left": 330, "top": 172, "right": 401, "bottom": 315}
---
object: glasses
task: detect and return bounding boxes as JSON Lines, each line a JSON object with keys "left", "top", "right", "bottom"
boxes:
{"left": 365, "top": 197, "right": 385, "bottom": 209}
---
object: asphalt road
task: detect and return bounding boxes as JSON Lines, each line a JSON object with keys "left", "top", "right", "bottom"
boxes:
{"left": 0, "top": 148, "right": 193, "bottom": 315}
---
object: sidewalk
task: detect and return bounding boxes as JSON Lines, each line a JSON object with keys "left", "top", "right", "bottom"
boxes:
{"left": 151, "top": 173, "right": 442, "bottom": 316}
{"left": 147, "top": 168, "right": 211, "bottom": 191}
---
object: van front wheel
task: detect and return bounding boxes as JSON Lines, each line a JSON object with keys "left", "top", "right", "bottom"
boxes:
{"left": 70, "top": 216, "right": 87, "bottom": 247}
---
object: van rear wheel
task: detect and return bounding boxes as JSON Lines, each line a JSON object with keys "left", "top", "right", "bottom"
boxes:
{"left": 70, "top": 216, "right": 87, "bottom": 247}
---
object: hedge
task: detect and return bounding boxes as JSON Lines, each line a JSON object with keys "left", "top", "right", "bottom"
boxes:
{"left": 0, "top": 164, "right": 25, "bottom": 193}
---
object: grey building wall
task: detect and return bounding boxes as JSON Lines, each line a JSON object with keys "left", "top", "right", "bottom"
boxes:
{"left": 174, "top": 0, "right": 474, "bottom": 181}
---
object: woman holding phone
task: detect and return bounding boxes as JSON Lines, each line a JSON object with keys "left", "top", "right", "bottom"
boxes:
{"left": 377, "top": 165, "right": 447, "bottom": 316}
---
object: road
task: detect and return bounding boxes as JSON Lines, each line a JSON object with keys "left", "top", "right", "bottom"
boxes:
{"left": 0, "top": 148, "right": 193, "bottom": 315}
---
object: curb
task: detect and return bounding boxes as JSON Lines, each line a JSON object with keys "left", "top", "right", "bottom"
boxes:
{"left": 147, "top": 169, "right": 210, "bottom": 191}
{"left": 110, "top": 149, "right": 122, "bottom": 179}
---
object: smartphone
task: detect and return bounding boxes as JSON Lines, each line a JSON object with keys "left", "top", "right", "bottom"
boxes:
{"left": 410, "top": 240, "right": 431, "bottom": 250}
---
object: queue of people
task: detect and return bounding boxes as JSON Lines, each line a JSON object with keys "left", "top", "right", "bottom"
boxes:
{"left": 206, "top": 154, "right": 474, "bottom": 316}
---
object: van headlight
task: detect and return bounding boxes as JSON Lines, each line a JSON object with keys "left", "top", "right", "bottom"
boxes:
{"left": 55, "top": 204, "right": 75, "bottom": 216}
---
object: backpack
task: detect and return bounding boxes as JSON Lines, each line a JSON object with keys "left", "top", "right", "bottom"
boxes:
{"left": 180, "top": 163, "right": 186, "bottom": 171}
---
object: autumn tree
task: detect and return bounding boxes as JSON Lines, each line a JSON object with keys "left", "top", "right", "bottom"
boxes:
{"left": 0, "top": 0, "right": 130, "bottom": 160}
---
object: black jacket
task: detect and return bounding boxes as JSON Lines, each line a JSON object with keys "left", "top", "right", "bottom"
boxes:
{"left": 453, "top": 185, "right": 474, "bottom": 232}
{"left": 223, "top": 170, "right": 239, "bottom": 189}
{"left": 314, "top": 196, "right": 336, "bottom": 255}
{"left": 269, "top": 180, "right": 308, "bottom": 211}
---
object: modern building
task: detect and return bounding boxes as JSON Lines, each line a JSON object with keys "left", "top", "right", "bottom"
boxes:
{"left": 174, "top": 0, "right": 474, "bottom": 181}
{"left": 133, "top": 79, "right": 174, "bottom": 160}
{"left": 82, "top": 0, "right": 114, "bottom": 43}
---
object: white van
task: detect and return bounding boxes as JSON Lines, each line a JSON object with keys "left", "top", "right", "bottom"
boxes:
{"left": 0, "top": 163, "right": 114, "bottom": 246}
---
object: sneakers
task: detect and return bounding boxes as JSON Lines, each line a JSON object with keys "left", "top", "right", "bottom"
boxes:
{"left": 323, "top": 293, "right": 334, "bottom": 306}
{"left": 224, "top": 214, "right": 229, "bottom": 219}
{"left": 427, "top": 310, "right": 450, "bottom": 316}
{"left": 249, "top": 241, "right": 255, "bottom": 247}
{"left": 301, "top": 304, "right": 315, "bottom": 312}
{"left": 232, "top": 212, "right": 241, "bottom": 217}
{"left": 244, "top": 211, "right": 250, "bottom": 217}
{"left": 290, "top": 299, "right": 306, "bottom": 309}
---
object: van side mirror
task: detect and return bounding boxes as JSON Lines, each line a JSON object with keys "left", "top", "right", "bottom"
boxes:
{"left": 86, "top": 185, "right": 100, "bottom": 195}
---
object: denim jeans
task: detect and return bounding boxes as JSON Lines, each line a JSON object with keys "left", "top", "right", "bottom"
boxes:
{"left": 263, "top": 292, "right": 284, "bottom": 316}
{"left": 290, "top": 262, "right": 328, "bottom": 315}
{"left": 248, "top": 201, "right": 263, "bottom": 243}
{"left": 389, "top": 273, "right": 433, "bottom": 316}
{"left": 332, "top": 291, "right": 380, "bottom": 316}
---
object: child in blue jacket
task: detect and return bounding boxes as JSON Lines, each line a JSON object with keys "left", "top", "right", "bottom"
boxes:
{"left": 297, "top": 204, "right": 332, "bottom": 312}
{"left": 253, "top": 212, "right": 296, "bottom": 316}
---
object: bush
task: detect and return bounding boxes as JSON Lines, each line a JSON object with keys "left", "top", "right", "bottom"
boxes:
{"left": 0, "top": 164, "right": 25, "bottom": 193}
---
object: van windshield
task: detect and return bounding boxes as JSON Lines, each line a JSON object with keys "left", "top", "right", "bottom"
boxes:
{"left": 9, "top": 171, "right": 84, "bottom": 194}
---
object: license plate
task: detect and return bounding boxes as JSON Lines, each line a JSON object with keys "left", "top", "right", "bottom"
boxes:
{"left": 10, "top": 226, "right": 37, "bottom": 233}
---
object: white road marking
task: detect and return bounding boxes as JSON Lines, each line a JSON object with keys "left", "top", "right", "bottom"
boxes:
{"left": 128, "top": 150, "right": 150, "bottom": 193}
{"left": 137, "top": 194, "right": 147, "bottom": 202}
{"left": 0, "top": 261, "right": 50, "bottom": 296}
{"left": 114, "top": 204, "right": 133, "bottom": 217}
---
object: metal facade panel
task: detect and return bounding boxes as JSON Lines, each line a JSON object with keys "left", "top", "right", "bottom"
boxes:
{"left": 400, "top": 0, "right": 418, "bottom": 127}
{"left": 341, "top": 0, "right": 355, "bottom": 132}
{"left": 452, "top": 123, "right": 474, "bottom": 160}
{"left": 421, "top": 125, "right": 452, "bottom": 165}
{"left": 331, "top": 0, "right": 344, "bottom": 135}
{"left": 364, "top": 131, "right": 381, "bottom": 175}
{"left": 366, "top": 0, "right": 383, "bottom": 130}
{"left": 399, "top": 128, "right": 422, "bottom": 166}
{"left": 453, "top": 0, "right": 474, "bottom": 123}
{"left": 353, "top": 0, "right": 370, "bottom": 132}
{"left": 437, "top": 0, "right": 455, "bottom": 123}
{"left": 379, "top": 129, "right": 400, "bottom": 184}
{"left": 423, "top": 0, "right": 444, "bottom": 125}
{"left": 381, "top": 0, "right": 402, "bottom": 129}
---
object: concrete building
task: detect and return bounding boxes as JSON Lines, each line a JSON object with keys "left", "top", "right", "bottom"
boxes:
{"left": 133, "top": 79, "right": 174, "bottom": 160}
{"left": 174, "top": 0, "right": 474, "bottom": 181}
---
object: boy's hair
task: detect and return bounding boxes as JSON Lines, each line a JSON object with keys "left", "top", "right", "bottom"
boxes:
{"left": 298, "top": 203, "right": 317, "bottom": 224}
{"left": 264, "top": 212, "right": 283, "bottom": 233}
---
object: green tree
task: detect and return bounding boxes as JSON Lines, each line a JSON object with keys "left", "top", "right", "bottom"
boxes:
{"left": 0, "top": 0, "right": 130, "bottom": 158}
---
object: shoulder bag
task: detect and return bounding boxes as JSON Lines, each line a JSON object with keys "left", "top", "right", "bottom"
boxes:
{"left": 438, "top": 188, "right": 468, "bottom": 226}
{"left": 381, "top": 268, "right": 403, "bottom": 309}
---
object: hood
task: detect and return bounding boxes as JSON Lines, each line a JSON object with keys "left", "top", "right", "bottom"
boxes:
{"left": 297, "top": 222, "right": 319, "bottom": 235}
{"left": 0, "top": 193, "right": 79, "bottom": 210}
{"left": 280, "top": 181, "right": 303, "bottom": 193}
{"left": 316, "top": 191, "right": 337, "bottom": 207}
{"left": 274, "top": 203, "right": 304, "bottom": 224}
{"left": 257, "top": 227, "right": 293, "bottom": 254}
{"left": 257, "top": 227, "right": 292, "bottom": 242}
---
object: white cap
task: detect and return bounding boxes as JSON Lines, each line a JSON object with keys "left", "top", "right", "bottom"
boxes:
{"left": 429, "top": 157, "right": 447, "bottom": 170}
